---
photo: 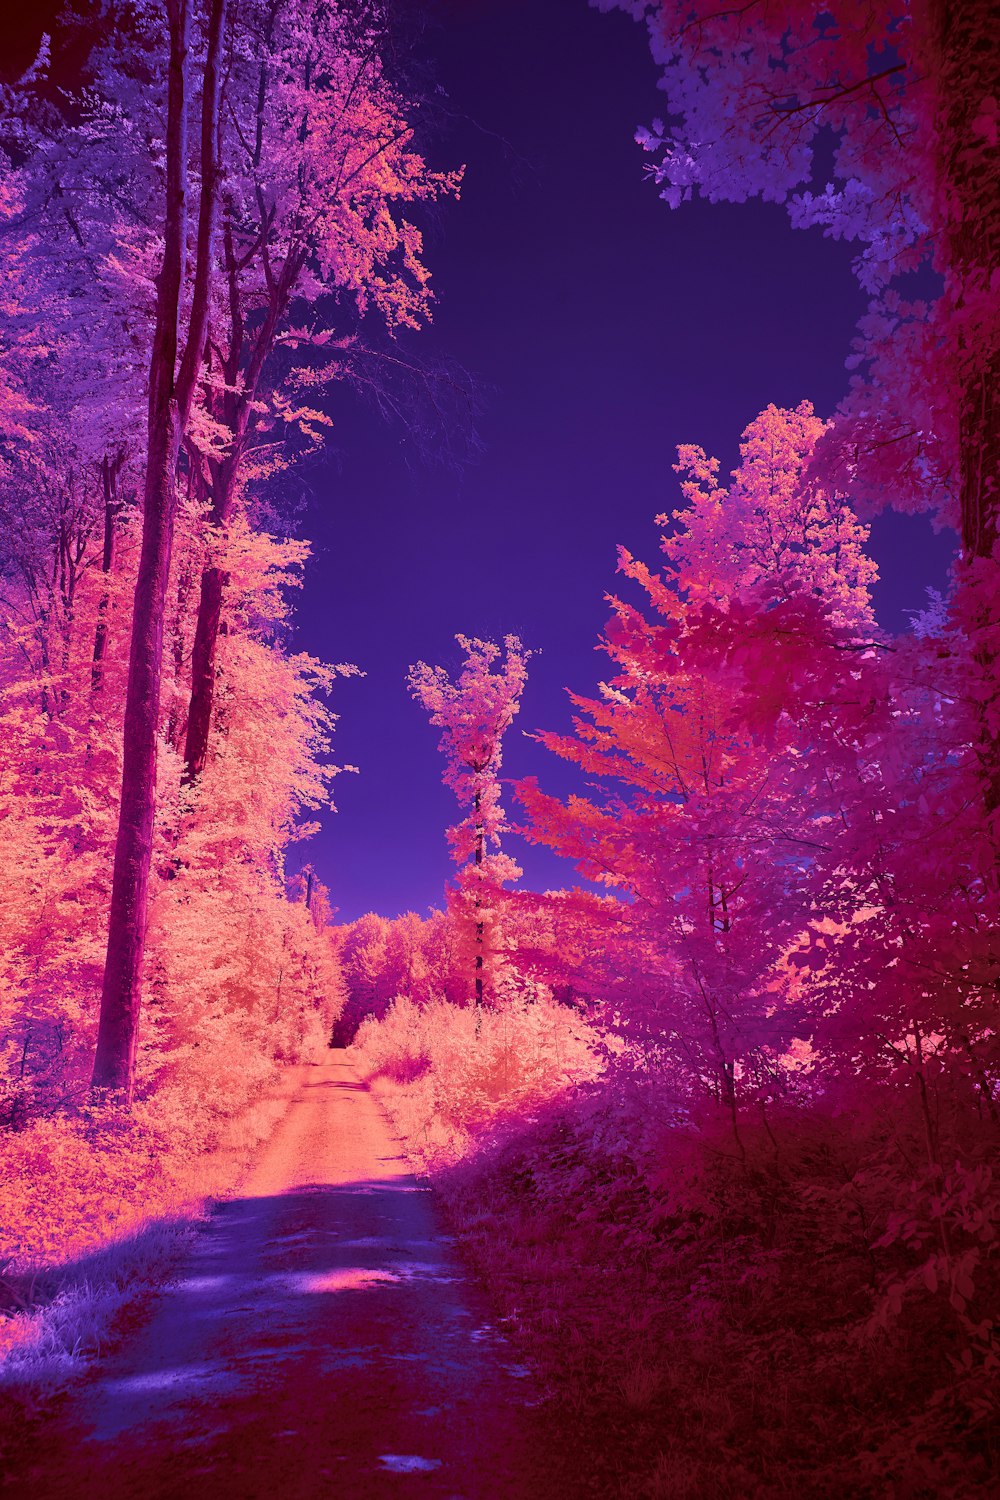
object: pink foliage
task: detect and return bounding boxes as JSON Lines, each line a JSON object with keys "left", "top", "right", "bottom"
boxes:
{"left": 601, "top": 0, "right": 1000, "bottom": 552}
{"left": 408, "top": 635, "right": 530, "bottom": 868}
{"left": 0, "top": 2, "right": 996, "bottom": 1482}
{"left": 409, "top": 636, "right": 532, "bottom": 1006}
{"left": 517, "top": 405, "right": 883, "bottom": 1103}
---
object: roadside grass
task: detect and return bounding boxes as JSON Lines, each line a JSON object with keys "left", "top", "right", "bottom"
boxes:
{"left": 354, "top": 999, "right": 1000, "bottom": 1499}
{"left": 434, "top": 1097, "right": 1000, "bottom": 1499}
{"left": 352, "top": 990, "right": 601, "bottom": 1171}
{"left": 0, "top": 1218, "right": 193, "bottom": 1401}
{"left": 0, "top": 1063, "right": 303, "bottom": 1422}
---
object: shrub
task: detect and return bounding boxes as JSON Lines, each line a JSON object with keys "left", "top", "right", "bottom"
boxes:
{"left": 352, "top": 987, "right": 601, "bottom": 1167}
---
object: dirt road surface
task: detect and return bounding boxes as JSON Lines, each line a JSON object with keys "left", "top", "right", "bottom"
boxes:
{"left": 2, "top": 1060, "right": 575, "bottom": 1499}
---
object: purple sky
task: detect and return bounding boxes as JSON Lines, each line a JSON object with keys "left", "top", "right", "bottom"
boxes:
{"left": 9, "top": 0, "right": 954, "bottom": 924}
{"left": 294, "top": 0, "right": 953, "bottom": 922}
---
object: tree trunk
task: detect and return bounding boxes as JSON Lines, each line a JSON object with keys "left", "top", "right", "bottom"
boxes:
{"left": 92, "top": 0, "right": 227, "bottom": 1101}
{"left": 182, "top": 557, "right": 227, "bottom": 782}
{"left": 181, "top": 253, "right": 301, "bottom": 786}
{"left": 927, "top": 0, "right": 1000, "bottom": 560}
{"left": 926, "top": 0, "right": 1000, "bottom": 814}
{"left": 92, "top": 409, "right": 184, "bottom": 1096}
{"left": 91, "top": 451, "right": 123, "bottom": 692}
{"left": 473, "top": 792, "right": 484, "bottom": 1021}
{"left": 181, "top": 447, "right": 239, "bottom": 786}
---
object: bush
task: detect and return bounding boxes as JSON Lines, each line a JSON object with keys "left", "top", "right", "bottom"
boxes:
{"left": 352, "top": 987, "right": 600, "bottom": 1167}
{"left": 365, "top": 1035, "right": 1000, "bottom": 1498}
{"left": 0, "top": 1063, "right": 300, "bottom": 1400}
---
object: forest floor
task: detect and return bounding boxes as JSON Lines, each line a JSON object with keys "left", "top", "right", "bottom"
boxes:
{"left": 0, "top": 1059, "right": 579, "bottom": 1500}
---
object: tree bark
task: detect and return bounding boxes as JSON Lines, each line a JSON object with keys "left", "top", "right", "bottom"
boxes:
{"left": 181, "top": 248, "right": 302, "bottom": 786}
{"left": 473, "top": 792, "right": 484, "bottom": 1020}
{"left": 92, "top": 0, "right": 227, "bottom": 1101}
{"left": 183, "top": 557, "right": 227, "bottom": 781}
{"left": 91, "top": 451, "right": 124, "bottom": 692}
{"left": 926, "top": 0, "right": 1000, "bottom": 816}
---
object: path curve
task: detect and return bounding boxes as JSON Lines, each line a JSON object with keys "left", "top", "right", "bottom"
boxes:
{"left": 2, "top": 1059, "right": 570, "bottom": 1499}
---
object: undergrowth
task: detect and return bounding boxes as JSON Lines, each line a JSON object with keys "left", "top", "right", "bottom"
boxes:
{"left": 0, "top": 1061, "right": 304, "bottom": 1424}
{"left": 352, "top": 988, "right": 601, "bottom": 1167}
{"left": 356, "top": 998, "right": 1000, "bottom": 1498}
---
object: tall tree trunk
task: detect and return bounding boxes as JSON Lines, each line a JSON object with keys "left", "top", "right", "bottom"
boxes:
{"left": 926, "top": 0, "right": 1000, "bottom": 815}
{"left": 181, "top": 254, "right": 301, "bottom": 786}
{"left": 92, "top": 0, "right": 227, "bottom": 1101}
{"left": 473, "top": 791, "right": 484, "bottom": 1020}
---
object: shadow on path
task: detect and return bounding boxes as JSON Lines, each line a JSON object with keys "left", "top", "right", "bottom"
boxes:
{"left": 1, "top": 1061, "right": 576, "bottom": 1499}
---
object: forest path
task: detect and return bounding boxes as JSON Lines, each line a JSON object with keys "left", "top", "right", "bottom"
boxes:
{"left": 3, "top": 1059, "right": 569, "bottom": 1499}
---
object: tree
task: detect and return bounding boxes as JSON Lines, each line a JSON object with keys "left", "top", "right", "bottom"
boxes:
{"left": 601, "top": 0, "right": 997, "bottom": 537}
{"left": 0, "top": 417, "right": 351, "bottom": 1126}
{"left": 409, "top": 635, "right": 530, "bottom": 1013}
{"left": 92, "top": 0, "right": 228, "bottom": 1100}
{"left": 180, "top": 0, "right": 461, "bottom": 786}
{"left": 667, "top": 401, "right": 876, "bottom": 630}
{"left": 519, "top": 404, "right": 879, "bottom": 1120}
{"left": 148, "top": 520, "right": 348, "bottom": 1095}
{"left": 600, "top": 0, "right": 1000, "bottom": 809}
{"left": 0, "top": 81, "right": 145, "bottom": 716}
{"left": 1, "top": 0, "right": 453, "bottom": 1105}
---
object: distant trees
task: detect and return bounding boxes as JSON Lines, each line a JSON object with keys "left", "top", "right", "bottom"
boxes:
{"left": 409, "top": 636, "right": 530, "bottom": 1012}
{"left": 333, "top": 909, "right": 467, "bottom": 1044}
{"left": 333, "top": 899, "right": 583, "bottom": 1045}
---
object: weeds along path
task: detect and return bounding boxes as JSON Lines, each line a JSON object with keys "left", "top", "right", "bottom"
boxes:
{"left": 2, "top": 1059, "right": 569, "bottom": 1499}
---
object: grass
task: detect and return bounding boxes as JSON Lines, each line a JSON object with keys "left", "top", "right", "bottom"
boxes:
{"left": 0, "top": 1219, "right": 193, "bottom": 1401}
{"left": 0, "top": 1062, "right": 303, "bottom": 1426}
{"left": 354, "top": 1000, "right": 1000, "bottom": 1498}
{"left": 430, "top": 1096, "right": 1000, "bottom": 1498}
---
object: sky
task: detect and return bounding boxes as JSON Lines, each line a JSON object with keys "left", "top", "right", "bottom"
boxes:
{"left": 8, "top": 0, "right": 955, "bottom": 924}
{"left": 292, "top": 0, "right": 953, "bottom": 922}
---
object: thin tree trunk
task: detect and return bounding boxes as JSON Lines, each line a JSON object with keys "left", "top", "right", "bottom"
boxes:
{"left": 473, "top": 792, "right": 484, "bottom": 1023}
{"left": 182, "top": 531, "right": 229, "bottom": 784}
{"left": 91, "top": 451, "right": 123, "bottom": 692}
{"left": 92, "top": 0, "right": 227, "bottom": 1101}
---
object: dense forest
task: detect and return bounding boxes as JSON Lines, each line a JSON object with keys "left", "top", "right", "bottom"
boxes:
{"left": 1, "top": 2, "right": 998, "bottom": 1496}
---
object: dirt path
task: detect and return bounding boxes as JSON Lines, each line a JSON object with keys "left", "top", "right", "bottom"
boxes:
{"left": 2, "top": 1060, "right": 572, "bottom": 1499}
